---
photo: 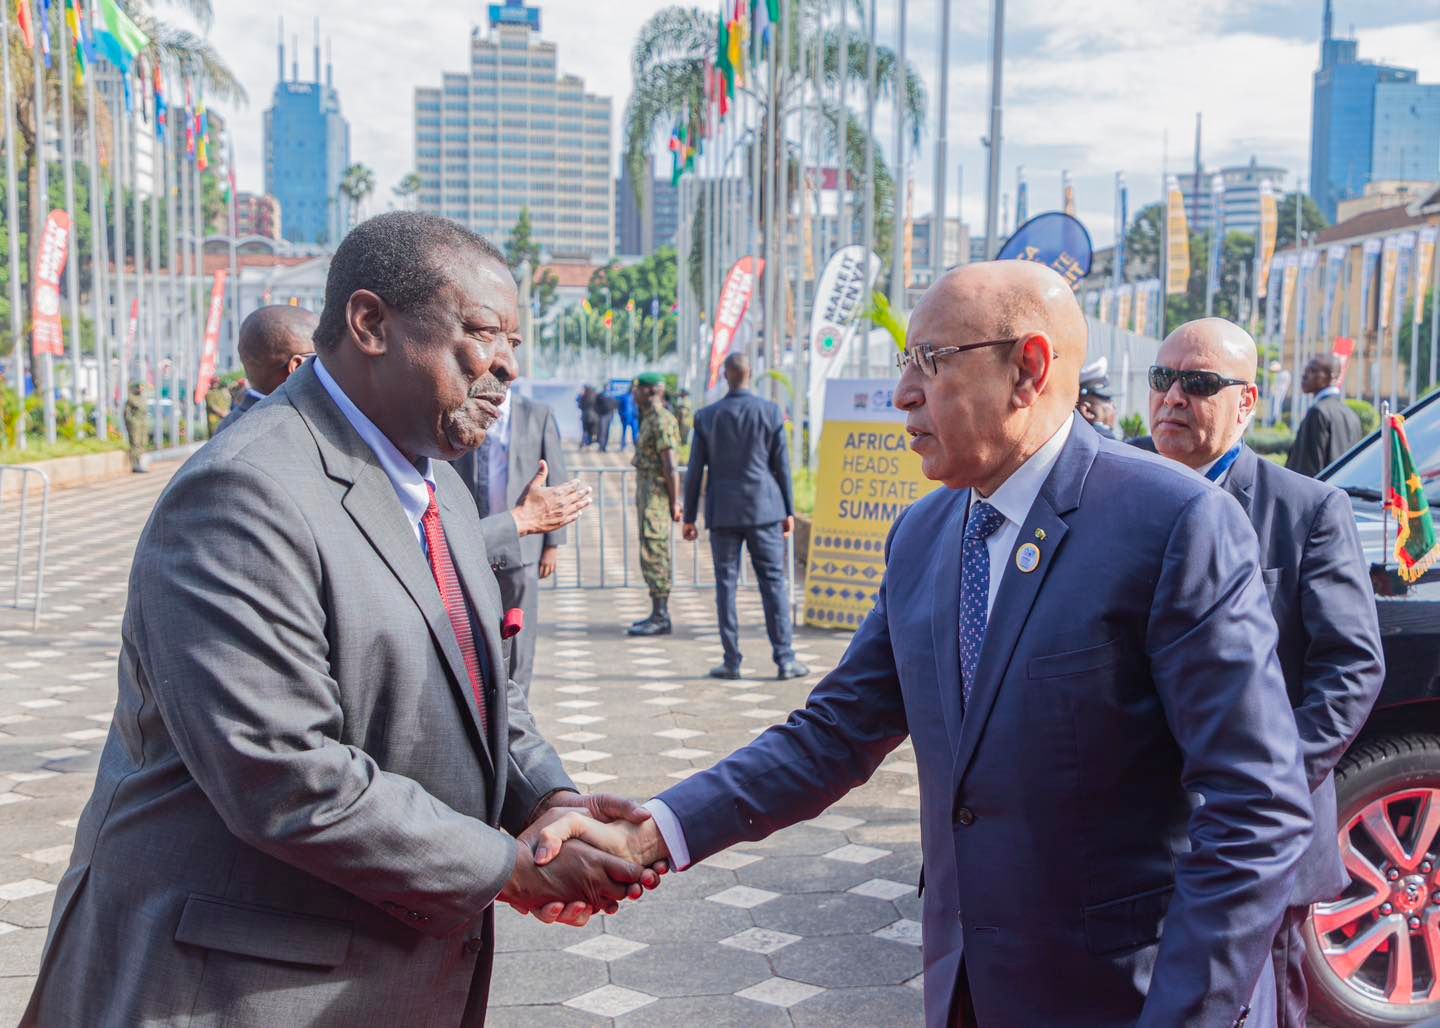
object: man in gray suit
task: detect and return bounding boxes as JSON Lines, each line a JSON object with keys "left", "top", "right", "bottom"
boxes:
{"left": 452, "top": 391, "right": 587, "bottom": 695}
{"left": 536, "top": 262, "right": 1314, "bottom": 1026}
{"left": 214, "top": 304, "right": 318, "bottom": 435}
{"left": 22, "top": 213, "right": 656, "bottom": 1028}
{"left": 1149, "top": 318, "right": 1384, "bottom": 1027}
{"left": 683, "top": 353, "right": 807, "bottom": 680}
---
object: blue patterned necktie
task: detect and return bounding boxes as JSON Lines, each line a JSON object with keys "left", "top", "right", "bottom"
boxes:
{"left": 959, "top": 501, "right": 1006, "bottom": 711}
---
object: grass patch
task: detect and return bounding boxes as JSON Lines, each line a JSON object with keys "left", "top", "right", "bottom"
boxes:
{"left": 0, "top": 438, "right": 127, "bottom": 465}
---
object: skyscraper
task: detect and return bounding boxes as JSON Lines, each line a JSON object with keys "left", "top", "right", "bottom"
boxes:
{"left": 1309, "top": 1, "right": 1432, "bottom": 221}
{"left": 414, "top": 0, "right": 614, "bottom": 260}
{"left": 1177, "top": 159, "right": 1288, "bottom": 237}
{"left": 264, "top": 21, "right": 351, "bottom": 246}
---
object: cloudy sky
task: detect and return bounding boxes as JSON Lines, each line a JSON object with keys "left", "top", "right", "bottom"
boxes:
{"left": 198, "top": 0, "right": 1440, "bottom": 247}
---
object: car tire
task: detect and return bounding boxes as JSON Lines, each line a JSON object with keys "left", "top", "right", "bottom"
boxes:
{"left": 1303, "top": 733, "right": 1440, "bottom": 1027}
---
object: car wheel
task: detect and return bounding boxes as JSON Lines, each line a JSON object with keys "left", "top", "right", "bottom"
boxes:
{"left": 1304, "top": 733, "right": 1440, "bottom": 1026}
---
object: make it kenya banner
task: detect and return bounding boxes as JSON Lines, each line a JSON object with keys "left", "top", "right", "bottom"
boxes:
{"left": 32, "top": 210, "right": 71, "bottom": 358}
{"left": 803, "top": 379, "right": 941, "bottom": 630}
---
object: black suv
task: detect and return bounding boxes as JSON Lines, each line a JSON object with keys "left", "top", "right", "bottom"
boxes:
{"left": 1303, "top": 389, "right": 1440, "bottom": 1026}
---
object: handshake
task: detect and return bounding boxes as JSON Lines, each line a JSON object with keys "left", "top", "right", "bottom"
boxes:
{"left": 499, "top": 791, "right": 673, "bottom": 927}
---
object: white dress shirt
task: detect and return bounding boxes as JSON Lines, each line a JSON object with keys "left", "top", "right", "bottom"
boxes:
{"left": 486, "top": 393, "right": 513, "bottom": 517}
{"left": 314, "top": 358, "right": 436, "bottom": 545}
{"left": 647, "top": 416, "right": 1077, "bottom": 870}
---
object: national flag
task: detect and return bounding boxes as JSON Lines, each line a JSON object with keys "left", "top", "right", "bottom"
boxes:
{"left": 39, "top": 0, "right": 52, "bottom": 66}
{"left": 668, "top": 119, "right": 687, "bottom": 186}
{"left": 727, "top": 1, "right": 747, "bottom": 86}
{"left": 94, "top": 0, "right": 146, "bottom": 74}
{"left": 184, "top": 79, "right": 196, "bottom": 158}
{"left": 582, "top": 299, "right": 593, "bottom": 315}
{"left": 153, "top": 61, "right": 166, "bottom": 139}
{"left": 224, "top": 139, "right": 236, "bottom": 205}
{"left": 603, "top": 310, "right": 615, "bottom": 329}
{"left": 15, "top": 0, "right": 34, "bottom": 50}
{"left": 196, "top": 102, "right": 208, "bottom": 170}
{"left": 752, "top": 0, "right": 778, "bottom": 58}
{"left": 1386, "top": 413, "right": 1440, "bottom": 583}
{"left": 63, "top": 0, "right": 85, "bottom": 85}
{"left": 625, "top": 298, "right": 636, "bottom": 315}
{"left": 715, "top": 9, "right": 733, "bottom": 104}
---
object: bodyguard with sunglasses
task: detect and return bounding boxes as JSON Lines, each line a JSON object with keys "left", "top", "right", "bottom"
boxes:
{"left": 1147, "top": 318, "right": 1384, "bottom": 1028}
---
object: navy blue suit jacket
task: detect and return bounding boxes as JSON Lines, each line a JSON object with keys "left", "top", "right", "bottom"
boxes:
{"left": 1221, "top": 445, "right": 1384, "bottom": 905}
{"left": 683, "top": 388, "right": 793, "bottom": 529}
{"left": 659, "top": 416, "right": 1313, "bottom": 1027}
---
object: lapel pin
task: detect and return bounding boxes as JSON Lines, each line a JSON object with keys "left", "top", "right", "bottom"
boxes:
{"left": 1034, "top": 528, "right": 1046, "bottom": 541}
{"left": 1015, "top": 542, "right": 1041, "bottom": 574}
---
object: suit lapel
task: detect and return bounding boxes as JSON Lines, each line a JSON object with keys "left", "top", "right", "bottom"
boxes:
{"left": 951, "top": 416, "right": 1095, "bottom": 791}
{"left": 930, "top": 493, "right": 968, "bottom": 749}
{"left": 1222, "top": 444, "right": 1258, "bottom": 518}
{"left": 287, "top": 362, "right": 494, "bottom": 769}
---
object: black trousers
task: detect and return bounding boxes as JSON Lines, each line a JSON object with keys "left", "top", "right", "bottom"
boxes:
{"left": 1271, "top": 905, "right": 1308, "bottom": 1028}
{"left": 709, "top": 522, "right": 794, "bottom": 668}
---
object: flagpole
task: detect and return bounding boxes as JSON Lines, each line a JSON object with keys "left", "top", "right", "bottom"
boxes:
{"left": 147, "top": 65, "right": 163, "bottom": 449}
{"left": 129, "top": 69, "right": 145, "bottom": 433}
{"left": 858, "top": 0, "right": 876, "bottom": 374}
{"left": 835, "top": 0, "right": 849, "bottom": 252}
{"left": 58, "top": 0, "right": 83, "bottom": 433}
{"left": 227, "top": 143, "right": 238, "bottom": 370}
{"left": 931, "top": 0, "right": 950, "bottom": 284}
{"left": 191, "top": 119, "right": 204, "bottom": 436}
{"left": 33, "top": 0, "right": 56, "bottom": 442}
{"left": 888, "top": 0, "right": 907, "bottom": 316}
{"left": 83, "top": 41, "right": 108, "bottom": 439}
{"left": 2, "top": 9, "right": 27, "bottom": 448}
{"left": 176, "top": 87, "right": 193, "bottom": 435}
{"left": 762, "top": 19, "right": 778, "bottom": 381}
{"left": 109, "top": 78, "right": 126, "bottom": 412}
{"left": 982, "top": 0, "right": 1005, "bottom": 260}
{"left": 163, "top": 84, "right": 179, "bottom": 444}
{"left": 1430, "top": 231, "right": 1440, "bottom": 392}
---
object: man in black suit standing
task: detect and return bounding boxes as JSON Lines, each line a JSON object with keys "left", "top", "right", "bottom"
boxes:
{"left": 683, "top": 353, "right": 807, "bottom": 681}
{"left": 1149, "top": 318, "right": 1385, "bottom": 1027}
{"left": 214, "top": 305, "right": 318, "bottom": 435}
{"left": 1286, "top": 355, "right": 1364, "bottom": 476}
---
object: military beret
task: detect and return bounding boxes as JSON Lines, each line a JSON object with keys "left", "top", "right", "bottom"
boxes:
{"left": 635, "top": 372, "right": 664, "bottom": 387}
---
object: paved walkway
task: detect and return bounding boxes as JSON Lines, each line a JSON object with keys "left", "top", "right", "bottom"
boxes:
{"left": 0, "top": 449, "right": 925, "bottom": 1026}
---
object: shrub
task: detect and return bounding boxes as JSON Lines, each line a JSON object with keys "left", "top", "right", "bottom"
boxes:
{"left": 1346, "top": 399, "right": 1379, "bottom": 434}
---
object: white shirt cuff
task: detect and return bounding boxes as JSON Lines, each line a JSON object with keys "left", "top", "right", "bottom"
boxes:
{"left": 642, "top": 798, "right": 693, "bottom": 871}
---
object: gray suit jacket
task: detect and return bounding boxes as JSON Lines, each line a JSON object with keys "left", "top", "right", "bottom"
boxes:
{"left": 1221, "top": 445, "right": 1384, "bottom": 905}
{"left": 23, "top": 361, "right": 573, "bottom": 1027}
{"left": 452, "top": 395, "right": 569, "bottom": 575}
{"left": 1286, "top": 394, "right": 1363, "bottom": 477}
{"left": 660, "top": 417, "right": 1312, "bottom": 1027}
{"left": 683, "top": 388, "right": 793, "bottom": 529}
{"left": 212, "top": 389, "right": 261, "bottom": 436}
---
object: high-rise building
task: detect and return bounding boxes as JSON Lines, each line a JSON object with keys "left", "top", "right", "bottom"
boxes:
{"left": 264, "top": 20, "right": 351, "bottom": 246}
{"left": 235, "top": 192, "right": 284, "bottom": 240}
{"left": 1177, "top": 159, "right": 1289, "bottom": 237}
{"left": 615, "top": 158, "right": 681, "bottom": 256}
{"left": 1309, "top": 0, "right": 1434, "bottom": 221}
{"left": 415, "top": 0, "right": 614, "bottom": 260}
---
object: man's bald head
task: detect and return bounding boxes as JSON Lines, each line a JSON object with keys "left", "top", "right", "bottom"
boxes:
{"left": 896, "top": 261, "right": 1087, "bottom": 493}
{"left": 238, "top": 305, "right": 319, "bottom": 395}
{"left": 1149, "top": 317, "right": 1259, "bottom": 470}
{"left": 723, "top": 351, "right": 751, "bottom": 390}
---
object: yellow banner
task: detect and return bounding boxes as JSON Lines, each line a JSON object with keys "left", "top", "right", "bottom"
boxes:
{"left": 1416, "top": 228, "right": 1437, "bottom": 325}
{"left": 1165, "top": 176, "right": 1190, "bottom": 295}
{"left": 1116, "top": 285, "right": 1134, "bottom": 334}
{"left": 1132, "top": 281, "right": 1150, "bottom": 336}
{"left": 804, "top": 387, "right": 942, "bottom": 630}
{"left": 1256, "top": 182, "right": 1278, "bottom": 299}
{"left": 1380, "top": 237, "right": 1400, "bottom": 331}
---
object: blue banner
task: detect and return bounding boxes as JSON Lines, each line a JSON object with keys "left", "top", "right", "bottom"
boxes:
{"left": 996, "top": 212, "right": 1093, "bottom": 289}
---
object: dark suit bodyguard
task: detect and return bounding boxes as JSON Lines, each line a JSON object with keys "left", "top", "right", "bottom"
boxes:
{"left": 1286, "top": 354, "right": 1365, "bottom": 478}
{"left": 22, "top": 213, "right": 652, "bottom": 1027}
{"left": 1149, "top": 317, "right": 1384, "bottom": 1027}
{"left": 213, "top": 304, "right": 318, "bottom": 436}
{"left": 583, "top": 261, "right": 1314, "bottom": 1026}
{"left": 683, "top": 352, "right": 807, "bottom": 680}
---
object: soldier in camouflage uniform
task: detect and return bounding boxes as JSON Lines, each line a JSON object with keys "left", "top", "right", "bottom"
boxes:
{"left": 123, "top": 383, "right": 150, "bottom": 474}
{"left": 627, "top": 372, "right": 682, "bottom": 636}
{"left": 204, "top": 381, "right": 232, "bottom": 437}
{"left": 669, "top": 387, "right": 693, "bottom": 447}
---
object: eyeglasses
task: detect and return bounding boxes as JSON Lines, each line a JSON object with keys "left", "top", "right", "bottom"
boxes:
{"left": 1148, "top": 365, "right": 1251, "bottom": 398}
{"left": 897, "top": 338, "right": 1020, "bottom": 378}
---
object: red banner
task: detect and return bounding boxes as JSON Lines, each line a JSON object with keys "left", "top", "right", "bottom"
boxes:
{"left": 1333, "top": 336, "right": 1354, "bottom": 387}
{"left": 195, "top": 270, "right": 228, "bottom": 399}
{"left": 708, "top": 257, "right": 763, "bottom": 389}
{"left": 32, "top": 211, "right": 71, "bottom": 358}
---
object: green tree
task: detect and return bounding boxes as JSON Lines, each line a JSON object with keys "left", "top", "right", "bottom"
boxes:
{"left": 624, "top": 3, "right": 926, "bottom": 295}
{"left": 392, "top": 172, "right": 423, "bottom": 211}
{"left": 339, "top": 163, "right": 376, "bottom": 229}
{"left": 1274, "top": 191, "right": 1328, "bottom": 252}
{"left": 503, "top": 206, "right": 560, "bottom": 319}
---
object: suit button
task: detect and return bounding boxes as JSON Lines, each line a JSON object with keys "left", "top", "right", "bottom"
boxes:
{"left": 464, "top": 937, "right": 484, "bottom": 955}
{"left": 407, "top": 910, "right": 421, "bottom": 921}
{"left": 954, "top": 806, "right": 975, "bottom": 827}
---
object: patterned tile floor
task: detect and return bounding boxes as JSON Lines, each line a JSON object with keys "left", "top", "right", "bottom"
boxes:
{"left": 0, "top": 450, "right": 926, "bottom": 1026}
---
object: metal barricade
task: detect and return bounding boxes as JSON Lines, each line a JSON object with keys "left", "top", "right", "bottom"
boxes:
{"left": 0, "top": 466, "right": 50, "bottom": 629}
{"left": 553, "top": 466, "right": 795, "bottom": 595}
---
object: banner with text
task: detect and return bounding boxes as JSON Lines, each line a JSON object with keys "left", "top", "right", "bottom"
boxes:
{"left": 195, "top": 270, "right": 227, "bottom": 399}
{"left": 806, "top": 246, "right": 882, "bottom": 459}
{"left": 708, "top": 257, "right": 762, "bottom": 389}
{"left": 1165, "top": 175, "right": 1190, "bottom": 296}
{"left": 803, "top": 379, "right": 942, "bottom": 629}
{"left": 32, "top": 210, "right": 71, "bottom": 358}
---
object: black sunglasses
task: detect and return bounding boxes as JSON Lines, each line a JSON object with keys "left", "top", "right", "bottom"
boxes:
{"left": 1148, "top": 365, "right": 1251, "bottom": 398}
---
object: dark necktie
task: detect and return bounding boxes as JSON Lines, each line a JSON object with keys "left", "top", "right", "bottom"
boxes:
{"left": 473, "top": 438, "right": 492, "bottom": 519}
{"left": 420, "top": 484, "right": 489, "bottom": 734}
{"left": 959, "top": 501, "right": 1006, "bottom": 711}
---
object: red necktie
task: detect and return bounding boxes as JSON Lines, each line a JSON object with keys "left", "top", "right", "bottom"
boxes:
{"left": 421, "top": 484, "right": 489, "bottom": 735}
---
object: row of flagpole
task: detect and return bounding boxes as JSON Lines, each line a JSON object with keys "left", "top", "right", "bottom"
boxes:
{"left": 3, "top": 0, "right": 227, "bottom": 451}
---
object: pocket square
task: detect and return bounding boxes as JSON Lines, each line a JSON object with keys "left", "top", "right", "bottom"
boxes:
{"left": 502, "top": 608, "right": 524, "bottom": 639}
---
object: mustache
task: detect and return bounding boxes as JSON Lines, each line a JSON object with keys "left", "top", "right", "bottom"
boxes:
{"left": 468, "top": 376, "right": 508, "bottom": 401}
{"left": 1155, "top": 407, "right": 1190, "bottom": 425}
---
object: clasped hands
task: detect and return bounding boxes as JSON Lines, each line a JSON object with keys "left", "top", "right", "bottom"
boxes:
{"left": 499, "top": 791, "right": 671, "bottom": 927}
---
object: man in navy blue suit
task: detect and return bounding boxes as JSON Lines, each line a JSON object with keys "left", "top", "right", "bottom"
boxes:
{"left": 682, "top": 352, "right": 808, "bottom": 681}
{"left": 532, "top": 262, "right": 1314, "bottom": 1026}
{"left": 1149, "top": 318, "right": 1384, "bottom": 1028}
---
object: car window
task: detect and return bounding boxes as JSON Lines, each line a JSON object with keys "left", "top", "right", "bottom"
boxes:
{"left": 1325, "top": 395, "right": 1440, "bottom": 504}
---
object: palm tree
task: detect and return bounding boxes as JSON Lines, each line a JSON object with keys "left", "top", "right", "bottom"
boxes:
{"left": 623, "top": 2, "right": 925, "bottom": 279}
{"left": 392, "top": 172, "right": 423, "bottom": 211}
{"left": 339, "top": 163, "right": 376, "bottom": 228}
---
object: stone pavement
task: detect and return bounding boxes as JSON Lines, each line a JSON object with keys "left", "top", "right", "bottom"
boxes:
{"left": 0, "top": 449, "right": 926, "bottom": 1026}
